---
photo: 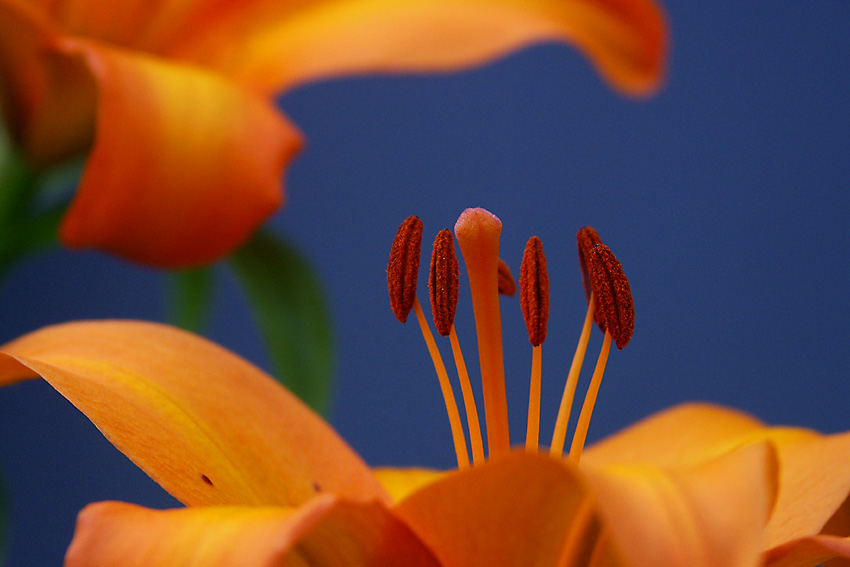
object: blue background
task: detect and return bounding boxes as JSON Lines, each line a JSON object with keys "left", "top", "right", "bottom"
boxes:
{"left": 1, "top": 2, "right": 849, "bottom": 565}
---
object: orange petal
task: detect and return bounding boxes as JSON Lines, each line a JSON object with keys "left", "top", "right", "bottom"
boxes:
{"left": 394, "top": 452, "right": 600, "bottom": 566}
{"left": 586, "top": 441, "right": 778, "bottom": 567}
{"left": 765, "top": 535, "right": 850, "bottom": 567}
{"left": 53, "top": 38, "right": 302, "bottom": 267}
{"left": 0, "top": 0, "right": 96, "bottom": 164}
{"left": 763, "top": 429, "right": 850, "bottom": 549}
{"left": 167, "top": 0, "right": 668, "bottom": 97}
{"left": 372, "top": 468, "right": 444, "bottom": 504}
{"left": 66, "top": 497, "right": 440, "bottom": 567}
{"left": 583, "top": 402, "right": 767, "bottom": 468}
{"left": 0, "top": 321, "right": 386, "bottom": 507}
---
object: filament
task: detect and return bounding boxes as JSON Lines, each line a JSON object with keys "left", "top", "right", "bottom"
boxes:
{"left": 449, "top": 326, "right": 485, "bottom": 465}
{"left": 550, "top": 295, "right": 595, "bottom": 457}
{"left": 568, "top": 330, "right": 612, "bottom": 464}
{"left": 413, "top": 297, "right": 469, "bottom": 469}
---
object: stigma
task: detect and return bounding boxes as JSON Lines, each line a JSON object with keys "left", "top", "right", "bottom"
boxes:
{"left": 387, "top": 208, "right": 634, "bottom": 468}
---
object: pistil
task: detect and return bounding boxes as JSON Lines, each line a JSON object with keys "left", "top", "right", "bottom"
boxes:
{"left": 455, "top": 208, "right": 510, "bottom": 458}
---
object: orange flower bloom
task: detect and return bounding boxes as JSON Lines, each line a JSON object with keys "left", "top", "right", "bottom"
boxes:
{"left": 0, "top": 0, "right": 667, "bottom": 266}
{"left": 1, "top": 208, "right": 848, "bottom": 566}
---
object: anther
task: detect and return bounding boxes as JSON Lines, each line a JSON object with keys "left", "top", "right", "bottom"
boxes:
{"left": 576, "top": 226, "right": 605, "bottom": 329}
{"left": 519, "top": 236, "right": 549, "bottom": 347}
{"left": 587, "top": 244, "right": 634, "bottom": 349}
{"left": 387, "top": 216, "right": 423, "bottom": 323}
{"left": 520, "top": 236, "right": 549, "bottom": 452}
{"left": 497, "top": 259, "right": 517, "bottom": 296}
{"left": 429, "top": 230, "right": 459, "bottom": 337}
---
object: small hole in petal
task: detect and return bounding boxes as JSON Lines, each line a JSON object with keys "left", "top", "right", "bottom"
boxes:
{"left": 201, "top": 474, "right": 213, "bottom": 486}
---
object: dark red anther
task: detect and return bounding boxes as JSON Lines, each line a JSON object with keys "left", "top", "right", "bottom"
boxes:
{"left": 387, "top": 216, "right": 423, "bottom": 323}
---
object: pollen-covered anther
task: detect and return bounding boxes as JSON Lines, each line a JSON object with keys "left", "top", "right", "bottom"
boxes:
{"left": 497, "top": 259, "right": 516, "bottom": 296}
{"left": 429, "top": 229, "right": 459, "bottom": 337}
{"left": 576, "top": 226, "right": 605, "bottom": 329}
{"left": 387, "top": 216, "right": 423, "bottom": 323}
{"left": 587, "top": 243, "right": 634, "bottom": 349}
{"left": 519, "top": 236, "right": 549, "bottom": 347}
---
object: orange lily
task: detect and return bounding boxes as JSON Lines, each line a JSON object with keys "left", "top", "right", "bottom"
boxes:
{"left": 1, "top": 208, "right": 848, "bottom": 566}
{"left": 0, "top": 0, "right": 667, "bottom": 267}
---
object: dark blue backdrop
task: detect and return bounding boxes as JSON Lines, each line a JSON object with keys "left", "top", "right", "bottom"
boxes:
{"left": 1, "top": 2, "right": 848, "bottom": 565}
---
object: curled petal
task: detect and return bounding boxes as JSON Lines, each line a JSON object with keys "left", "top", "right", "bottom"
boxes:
{"left": 0, "top": 321, "right": 386, "bottom": 507}
{"left": 55, "top": 38, "right": 302, "bottom": 267}
{"left": 169, "top": 0, "right": 668, "bottom": 97}
{"left": 66, "top": 498, "right": 440, "bottom": 567}
{"left": 586, "top": 441, "right": 778, "bottom": 567}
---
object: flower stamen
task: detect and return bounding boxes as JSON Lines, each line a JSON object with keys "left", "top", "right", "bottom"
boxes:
{"left": 412, "top": 298, "right": 470, "bottom": 469}
{"left": 430, "top": 229, "right": 484, "bottom": 466}
{"left": 568, "top": 241, "right": 634, "bottom": 463}
{"left": 550, "top": 294, "right": 595, "bottom": 457}
{"left": 388, "top": 217, "right": 469, "bottom": 469}
{"left": 520, "top": 236, "right": 549, "bottom": 452}
{"left": 455, "top": 208, "right": 510, "bottom": 458}
{"left": 387, "top": 216, "right": 424, "bottom": 323}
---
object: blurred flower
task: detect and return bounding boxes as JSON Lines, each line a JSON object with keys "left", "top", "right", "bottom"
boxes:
{"left": 0, "top": 0, "right": 667, "bottom": 266}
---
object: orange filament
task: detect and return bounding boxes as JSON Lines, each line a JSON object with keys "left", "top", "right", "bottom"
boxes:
{"left": 569, "top": 330, "right": 612, "bottom": 464}
{"left": 449, "top": 326, "right": 485, "bottom": 465}
{"left": 550, "top": 294, "right": 595, "bottom": 457}
{"left": 413, "top": 297, "right": 469, "bottom": 469}
{"left": 455, "top": 208, "right": 510, "bottom": 458}
{"left": 525, "top": 344, "right": 542, "bottom": 451}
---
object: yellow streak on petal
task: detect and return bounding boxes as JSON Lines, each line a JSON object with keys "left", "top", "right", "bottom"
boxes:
{"left": 372, "top": 468, "right": 444, "bottom": 504}
{"left": 0, "top": 321, "right": 387, "bottom": 507}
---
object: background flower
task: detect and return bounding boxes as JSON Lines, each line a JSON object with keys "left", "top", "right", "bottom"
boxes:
{"left": 0, "top": 0, "right": 665, "bottom": 267}
{"left": 0, "top": 2, "right": 846, "bottom": 565}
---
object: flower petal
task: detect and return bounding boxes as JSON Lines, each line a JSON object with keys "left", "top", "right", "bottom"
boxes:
{"left": 583, "top": 402, "right": 767, "bottom": 468}
{"left": 0, "top": 0, "right": 97, "bottom": 164}
{"left": 586, "top": 441, "right": 778, "bottom": 567}
{"left": 168, "top": 0, "right": 668, "bottom": 97}
{"left": 395, "top": 452, "right": 603, "bottom": 566}
{"left": 53, "top": 38, "right": 302, "bottom": 267}
{"left": 763, "top": 429, "right": 850, "bottom": 549}
{"left": 0, "top": 321, "right": 387, "bottom": 507}
{"left": 66, "top": 497, "right": 440, "bottom": 567}
{"left": 765, "top": 535, "right": 850, "bottom": 567}
{"left": 372, "top": 468, "right": 444, "bottom": 504}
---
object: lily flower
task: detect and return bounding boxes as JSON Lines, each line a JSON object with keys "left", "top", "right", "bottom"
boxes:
{"left": 0, "top": 0, "right": 667, "bottom": 267}
{"left": 2, "top": 207, "right": 848, "bottom": 566}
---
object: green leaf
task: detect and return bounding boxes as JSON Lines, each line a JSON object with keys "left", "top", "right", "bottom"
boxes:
{"left": 169, "top": 267, "right": 215, "bottom": 333}
{"left": 230, "top": 230, "right": 334, "bottom": 415}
